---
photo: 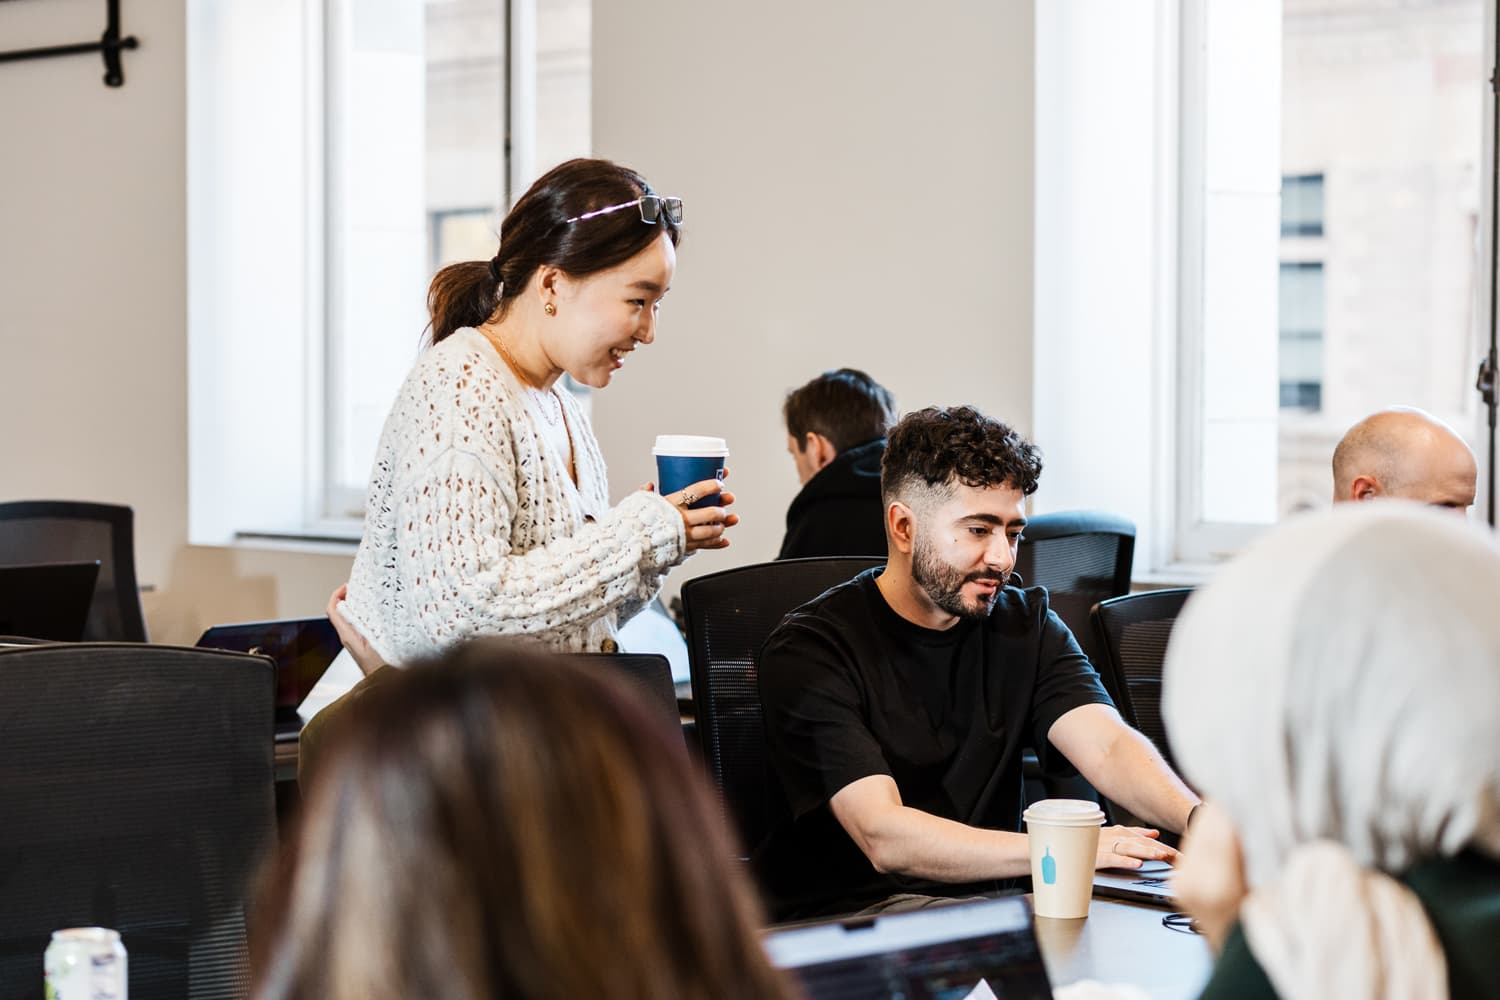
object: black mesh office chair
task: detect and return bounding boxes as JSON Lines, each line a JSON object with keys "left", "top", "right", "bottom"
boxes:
{"left": 681, "top": 557, "right": 883, "bottom": 856}
{"left": 1013, "top": 511, "right": 1135, "bottom": 804}
{"left": 577, "top": 652, "right": 681, "bottom": 744}
{"left": 0, "top": 501, "right": 149, "bottom": 641}
{"left": 1090, "top": 588, "right": 1195, "bottom": 771}
{"left": 1014, "top": 510, "right": 1135, "bottom": 670}
{"left": 0, "top": 643, "right": 277, "bottom": 999}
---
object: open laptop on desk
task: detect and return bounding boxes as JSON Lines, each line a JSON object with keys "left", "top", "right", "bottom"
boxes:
{"left": 0, "top": 561, "right": 100, "bottom": 642}
{"left": 765, "top": 896, "right": 1052, "bottom": 999}
{"left": 1093, "top": 858, "right": 1176, "bottom": 907}
{"left": 195, "top": 617, "right": 341, "bottom": 741}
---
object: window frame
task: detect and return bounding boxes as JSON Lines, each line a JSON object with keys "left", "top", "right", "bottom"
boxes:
{"left": 1170, "top": 0, "right": 1270, "bottom": 566}
{"left": 186, "top": 0, "right": 560, "bottom": 545}
{"left": 318, "top": 0, "right": 524, "bottom": 524}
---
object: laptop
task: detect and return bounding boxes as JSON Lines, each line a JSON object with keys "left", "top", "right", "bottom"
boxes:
{"left": 0, "top": 561, "right": 101, "bottom": 642}
{"left": 1092, "top": 858, "right": 1176, "bottom": 907}
{"left": 195, "top": 617, "right": 342, "bottom": 740}
{"left": 765, "top": 897, "right": 1053, "bottom": 1000}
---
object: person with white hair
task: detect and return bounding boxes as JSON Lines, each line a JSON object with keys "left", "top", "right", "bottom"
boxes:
{"left": 1166, "top": 503, "right": 1500, "bottom": 999}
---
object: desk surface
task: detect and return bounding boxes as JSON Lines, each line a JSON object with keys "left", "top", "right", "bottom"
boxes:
{"left": 1032, "top": 895, "right": 1213, "bottom": 998}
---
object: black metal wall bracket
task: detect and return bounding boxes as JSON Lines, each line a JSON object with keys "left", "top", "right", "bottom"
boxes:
{"left": 0, "top": 0, "right": 138, "bottom": 87}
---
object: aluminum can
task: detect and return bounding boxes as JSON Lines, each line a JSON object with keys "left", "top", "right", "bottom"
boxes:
{"left": 44, "top": 927, "right": 127, "bottom": 1000}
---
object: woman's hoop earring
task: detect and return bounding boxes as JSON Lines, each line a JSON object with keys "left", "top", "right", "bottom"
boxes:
{"left": 543, "top": 303, "right": 557, "bottom": 316}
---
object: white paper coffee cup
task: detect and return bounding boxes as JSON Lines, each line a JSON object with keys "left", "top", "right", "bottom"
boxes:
{"left": 1023, "top": 798, "right": 1105, "bottom": 919}
{"left": 653, "top": 435, "right": 729, "bottom": 510}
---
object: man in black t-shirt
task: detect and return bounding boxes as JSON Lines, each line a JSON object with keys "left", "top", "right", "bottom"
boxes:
{"left": 758, "top": 406, "right": 1200, "bottom": 918}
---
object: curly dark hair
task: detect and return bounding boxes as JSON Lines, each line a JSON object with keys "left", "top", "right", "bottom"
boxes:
{"left": 881, "top": 406, "right": 1043, "bottom": 503}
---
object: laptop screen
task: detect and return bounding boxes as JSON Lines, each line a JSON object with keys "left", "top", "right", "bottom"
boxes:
{"left": 195, "top": 617, "right": 342, "bottom": 712}
{"left": 0, "top": 561, "right": 100, "bottom": 642}
{"left": 765, "top": 897, "right": 1053, "bottom": 1000}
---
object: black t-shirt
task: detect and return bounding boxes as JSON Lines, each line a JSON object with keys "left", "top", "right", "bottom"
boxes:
{"left": 755, "top": 568, "right": 1112, "bottom": 918}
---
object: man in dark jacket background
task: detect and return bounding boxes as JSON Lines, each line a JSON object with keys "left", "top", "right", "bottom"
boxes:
{"left": 778, "top": 369, "right": 897, "bottom": 560}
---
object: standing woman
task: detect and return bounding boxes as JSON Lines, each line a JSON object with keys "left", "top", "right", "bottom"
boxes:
{"left": 336, "top": 159, "right": 734, "bottom": 667}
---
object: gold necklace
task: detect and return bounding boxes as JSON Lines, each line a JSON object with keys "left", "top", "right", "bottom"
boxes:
{"left": 485, "top": 327, "right": 564, "bottom": 427}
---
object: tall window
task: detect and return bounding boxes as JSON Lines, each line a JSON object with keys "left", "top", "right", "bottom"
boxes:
{"left": 1178, "top": 0, "right": 1485, "bottom": 554}
{"left": 186, "top": 0, "right": 590, "bottom": 542}
{"left": 324, "top": 0, "right": 591, "bottom": 518}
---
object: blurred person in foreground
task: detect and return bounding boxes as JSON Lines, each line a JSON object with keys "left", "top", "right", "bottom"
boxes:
{"left": 252, "top": 639, "right": 798, "bottom": 1000}
{"left": 1168, "top": 503, "right": 1500, "bottom": 999}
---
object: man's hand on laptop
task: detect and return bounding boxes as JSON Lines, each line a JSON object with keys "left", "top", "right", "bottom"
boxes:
{"left": 1095, "top": 825, "right": 1180, "bottom": 870}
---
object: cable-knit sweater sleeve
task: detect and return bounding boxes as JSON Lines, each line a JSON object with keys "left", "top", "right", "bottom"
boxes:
{"left": 395, "top": 446, "right": 684, "bottom": 647}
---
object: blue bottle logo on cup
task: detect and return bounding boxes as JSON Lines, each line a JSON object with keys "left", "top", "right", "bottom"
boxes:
{"left": 653, "top": 435, "right": 729, "bottom": 510}
{"left": 1041, "top": 846, "right": 1057, "bottom": 885}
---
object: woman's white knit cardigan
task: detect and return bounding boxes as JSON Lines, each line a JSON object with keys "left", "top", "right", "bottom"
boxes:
{"left": 341, "top": 327, "right": 686, "bottom": 665}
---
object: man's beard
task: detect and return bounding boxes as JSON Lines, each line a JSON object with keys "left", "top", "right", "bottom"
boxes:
{"left": 911, "top": 532, "right": 1007, "bottom": 621}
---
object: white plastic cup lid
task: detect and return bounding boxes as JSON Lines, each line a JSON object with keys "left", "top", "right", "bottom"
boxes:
{"left": 51, "top": 927, "right": 122, "bottom": 944}
{"left": 1022, "top": 798, "right": 1106, "bottom": 827}
{"left": 652, "top": 434, "right": 729, "bottom": 457}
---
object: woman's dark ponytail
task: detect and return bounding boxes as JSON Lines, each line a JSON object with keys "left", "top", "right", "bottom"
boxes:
{"left": 426, "top": 259, "right": 500, "bottom": 346}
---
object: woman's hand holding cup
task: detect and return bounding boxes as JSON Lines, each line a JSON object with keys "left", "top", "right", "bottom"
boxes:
{"left": 650, "top": 434, "right": 736, "bottom": 552}
{"left": 670, "top": 477, "right": 738, "bottom": 551}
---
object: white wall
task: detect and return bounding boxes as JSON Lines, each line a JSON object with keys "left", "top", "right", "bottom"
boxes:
{"left": 0, "top": 0, "right": 350, "bottom": 644}
{"left": 591, "top": 0, "right": 1037, "bottom": 595}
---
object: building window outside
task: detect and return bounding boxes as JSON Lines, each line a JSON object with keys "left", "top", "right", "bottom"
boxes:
{"left": 1279, "top": 173, "right": 1324, "bottom": 237}
{"left": 1278, "top": 260, "right": 1324, "bottom": 412}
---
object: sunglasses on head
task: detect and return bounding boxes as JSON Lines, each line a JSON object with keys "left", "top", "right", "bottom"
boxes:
{"left": 564, "top": 195, "right": 684, "bottom": 227}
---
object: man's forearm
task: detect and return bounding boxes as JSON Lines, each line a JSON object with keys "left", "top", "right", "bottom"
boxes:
{"left": 1085, "top": 728, "right": 1198, "bottom": 832}
{"left": 856, "top": 806, "right": 1033, "bottom": 883}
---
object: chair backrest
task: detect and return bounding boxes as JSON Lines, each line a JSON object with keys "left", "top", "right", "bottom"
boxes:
{"left": 1090, "top": 588, "right": 1194, "bottom": 768}
{"left": 681, "top": 557, "right": 883, "bottom": 853}
{"left": 576, "top": 652, "right": 680, "bottom": 741}
{"left": 0, "top": 501, "right": 148, "bottom": 642}
{"left": 1014, "top": 510, "right": 1135, "bottom": 671}
{"left": 0, "top": 643, "right": 276, "bottom": 999}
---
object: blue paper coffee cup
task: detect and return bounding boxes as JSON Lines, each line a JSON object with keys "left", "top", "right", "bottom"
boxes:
{"left": 653, "top": 435, "right": 729, "bottom": 510}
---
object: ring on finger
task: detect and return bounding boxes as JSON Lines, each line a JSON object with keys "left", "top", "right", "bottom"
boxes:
{"left": 1113, "top": 839, "right": 1122, "bottom": 853}
{"left": 678, "top": 490, "right": 696, "bottom": 508}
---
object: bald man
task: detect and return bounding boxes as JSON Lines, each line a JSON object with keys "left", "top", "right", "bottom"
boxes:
{"left": 1331, "top": 407, "right": 1477, "bottom": 510}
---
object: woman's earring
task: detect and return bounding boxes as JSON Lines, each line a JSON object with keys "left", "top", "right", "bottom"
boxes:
{"left": 543, "top": 302, "right": 557, "bottom": 316}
